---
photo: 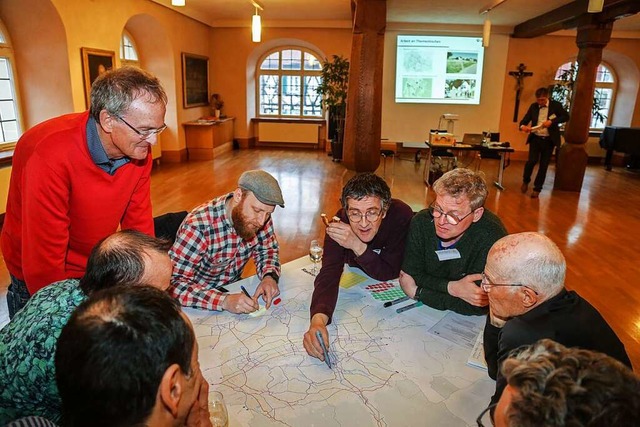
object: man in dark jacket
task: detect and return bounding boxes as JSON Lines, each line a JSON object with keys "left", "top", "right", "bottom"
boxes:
{"left": 482, "top": 232, "right": 631, "bottom": 409}
{"left": 519, "top": 87, "right": 569, "bottom": 198}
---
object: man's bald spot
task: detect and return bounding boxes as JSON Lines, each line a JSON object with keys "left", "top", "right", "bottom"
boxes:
{"left": 489, "top": 232, "right": 566, "bottom": 295}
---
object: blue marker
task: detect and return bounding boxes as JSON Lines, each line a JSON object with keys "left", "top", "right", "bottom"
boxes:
{"left": 240, "top": 285, "right": 252, "bottom": 298}
{"left": 396, "top": 301, "right": 424, "bottom": 314}
{"left": 315, "top": 330, "right": 332, "bottom": 369}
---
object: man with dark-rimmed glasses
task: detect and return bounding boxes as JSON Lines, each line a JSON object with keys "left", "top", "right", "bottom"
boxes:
{"left": 482, "top": 232, "right": 631, "bottom": 416}
{"left": 400, "top": 168, "right": 507, "bottom": 315}
{"left": 1, "top": 66, "right": 167, "bottom": 317}
{"left": 303, "top": 173, "right": 413, "bottom": 363}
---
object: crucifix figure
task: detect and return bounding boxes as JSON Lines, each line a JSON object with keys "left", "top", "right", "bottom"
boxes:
{"left": 509, "top": 63, "right": 533, "bottom": 122}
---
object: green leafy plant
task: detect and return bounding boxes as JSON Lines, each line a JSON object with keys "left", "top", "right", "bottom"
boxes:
{"left": 550, "top": 63, "right": 607, "bottom": 127}
{"left": 316, "top": 55, "right": 350, "bottom": 147}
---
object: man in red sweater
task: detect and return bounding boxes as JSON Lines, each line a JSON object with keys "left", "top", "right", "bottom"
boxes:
{"left": 1, "top": 66, "right": 167, "bottom": 318}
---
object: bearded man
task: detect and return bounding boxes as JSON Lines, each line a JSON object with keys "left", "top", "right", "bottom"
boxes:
{"left": 170, "top": 170, "right": 284, "bottom": 314}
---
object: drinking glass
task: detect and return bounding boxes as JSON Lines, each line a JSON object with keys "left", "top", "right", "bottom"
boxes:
{"left": 309, "top": 239, "right": 323, "bottom": 275}
{"left": 209, "top": 391, "right": 229, "bottom": 427}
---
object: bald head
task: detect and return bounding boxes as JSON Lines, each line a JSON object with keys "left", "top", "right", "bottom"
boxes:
{"left": 487, "top": 232, "right": 566, "bottom": 298}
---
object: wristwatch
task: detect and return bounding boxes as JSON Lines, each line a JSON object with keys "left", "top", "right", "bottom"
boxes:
{"left": 414, "top": 286, "right": 423, "bottom": 301}
{"left": 264, "top": 272, "right": 280, "bottom": 284}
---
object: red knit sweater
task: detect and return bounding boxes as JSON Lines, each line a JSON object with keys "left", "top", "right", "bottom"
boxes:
{"left": 1, "top": 112, "right": 154, "bottom": 294}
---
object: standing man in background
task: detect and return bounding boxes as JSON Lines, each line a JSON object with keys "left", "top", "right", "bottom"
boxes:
{"left": 519, "top": 86, "right": 569, "bottom": 199}
{"left": 1, "top": 66, "right": 167, "bottom": 317}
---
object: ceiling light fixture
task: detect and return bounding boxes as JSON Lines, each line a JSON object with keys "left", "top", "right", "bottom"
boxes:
{"left": 250, "top": 1, "right": 264, "bottom": 43}
{"left": 587, "top": 0, "right": 604, "bottom": 13}
{"left": 483, "top": 18, "right": 491, "bottom": 48}
{"left": 171, "top": 0, "right": 185, "bottom": 6}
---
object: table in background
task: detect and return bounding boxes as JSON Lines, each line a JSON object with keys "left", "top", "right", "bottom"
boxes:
{"left": 423, "top": 141, "right": 514, "bottom": 190}
{"left": 183, "top": 117, "right": 235, "bottom": 160}
{"left": 185, "top": 257, "right": 493, "bottom": 427}
{"left": 599, "top": 126, "right": 640, "bottom": 171}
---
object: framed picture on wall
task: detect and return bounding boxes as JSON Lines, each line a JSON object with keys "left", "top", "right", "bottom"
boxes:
{"left": 182, "top": 53, "right": 209, "bottom": 108}
{"left": 81, "top": 47, "right": 116, "bottom": 109}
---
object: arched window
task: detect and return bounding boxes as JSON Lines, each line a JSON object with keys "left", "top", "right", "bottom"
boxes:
{"left": 256, "top": 47, "right": 322, "bottom": 118}
{"left": 553, "top": 61, "right": 615, "bottom": 130}
{"left": 0, "top": 21, "right": 21, "bottom": 145}
{"left": 120, "top": 31, "right": 139, "bottom": 67}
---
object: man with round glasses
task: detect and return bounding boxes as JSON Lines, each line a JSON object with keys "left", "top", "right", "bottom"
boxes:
{"left": 400, "top": 168, "right": 507, "bottom": 315}
{"left": 303, "top": 173, "right": 413, "bottom": 362}
{"left": 1, "top": 66, "right": 167, "bottom": 317}
{"left": 482, "top": 232, "right": 631, "bottom": 412}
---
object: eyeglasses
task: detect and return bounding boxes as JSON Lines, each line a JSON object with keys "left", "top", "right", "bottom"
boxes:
{"left": 428, "top": 202, "right": 476, "bottom": 225}
{"left": 481, "top": 273, "right": 539, "bottom": 295}
{"left": 114, "top": 114, "right": 167, "bottom": 140}
{"left": 346, "top": 209, "right": 383, "bottom": 223}
{"left": 476, "top": 403, "right": 497, "bottom": 427}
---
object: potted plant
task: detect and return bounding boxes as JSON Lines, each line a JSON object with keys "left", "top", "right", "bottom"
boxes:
{"left": 210, "top": 93, "right": 224, "bottom": 119}
{"left": 550, "top": 63, "right": 607, "bottom": 128}
{"left": 316, "top": 55, "right": 349, "bottom": 161}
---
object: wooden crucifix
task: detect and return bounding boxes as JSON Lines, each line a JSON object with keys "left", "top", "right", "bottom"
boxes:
{"left": 509, "top": 63, "right": 533, "bottom": 122}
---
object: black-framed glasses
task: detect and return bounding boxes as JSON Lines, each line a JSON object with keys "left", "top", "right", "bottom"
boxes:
{"left": 476, "top": 403, "right": 497, "bottom": 427}
{"left": 114, "top": 114, "right": 167, "bottom": 140}
{"left": 347, "top": 209, "right": 383, "bottom": 223}
{"left": 481, "top": 273, "right": 539, "bottom": 295}
{"left": 428, "top": 202, "right": 476, "bottom": 225}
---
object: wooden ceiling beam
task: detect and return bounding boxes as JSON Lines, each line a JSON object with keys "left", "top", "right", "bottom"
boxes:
{"left": 512, "top": 0, "right": 640, "bottom": 39}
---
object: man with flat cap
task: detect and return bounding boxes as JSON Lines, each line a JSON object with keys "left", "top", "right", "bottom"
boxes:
{"left": 170, "top": 170, "right": 284, "bottom": 314}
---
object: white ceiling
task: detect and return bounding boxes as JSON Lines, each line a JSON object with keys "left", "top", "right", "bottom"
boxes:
{"left": 150, "top": 0, "right": 640, "bottom": 33}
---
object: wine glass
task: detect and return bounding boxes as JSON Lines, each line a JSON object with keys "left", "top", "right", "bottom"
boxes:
{"left": 209, "top": 391, "right": 229, "bottom": 427}
{"left": 309, "top": 239, "right": 323, "bottom": 275}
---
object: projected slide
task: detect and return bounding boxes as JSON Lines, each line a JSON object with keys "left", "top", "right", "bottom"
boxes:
{"left": 396, "top": 35, "right": 485, "bottom": 105}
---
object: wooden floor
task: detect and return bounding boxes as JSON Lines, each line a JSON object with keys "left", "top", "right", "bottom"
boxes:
{"left": 1, "top": 147, "right": 639, "bottom": 368}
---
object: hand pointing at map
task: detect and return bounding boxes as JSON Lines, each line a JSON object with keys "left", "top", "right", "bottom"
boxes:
{"left": 303, "top": 313, "right": 330, "bottom": 361}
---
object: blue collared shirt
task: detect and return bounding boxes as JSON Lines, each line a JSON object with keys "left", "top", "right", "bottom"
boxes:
{"left": 86, "top": 116, "right": 130, "bottom": 175}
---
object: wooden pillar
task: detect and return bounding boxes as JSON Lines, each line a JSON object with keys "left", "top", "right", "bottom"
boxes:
{"left": 554, "top": 21, "right": 612, "bottom": 191}
{"left": 343, "top": 0, "right": 386, "bottom": 173}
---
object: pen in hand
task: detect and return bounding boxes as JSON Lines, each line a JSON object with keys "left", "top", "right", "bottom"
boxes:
{"left": 240, "top": 285, "right": 252, "bottom": 299}
{"left": 315, "top": 330, "right": 332, "bottom": 369}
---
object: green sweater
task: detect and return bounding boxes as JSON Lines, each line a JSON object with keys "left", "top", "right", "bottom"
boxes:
{"left": 402, "top": 209, "right": 507, "bottom": 315}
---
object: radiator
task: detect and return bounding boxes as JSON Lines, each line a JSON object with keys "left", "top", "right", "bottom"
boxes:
{"left": 257, "top": 122, "right": 318, "bottom": 144}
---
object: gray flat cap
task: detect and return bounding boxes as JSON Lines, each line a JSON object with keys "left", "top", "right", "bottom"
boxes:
{"left": 238, "top": 170, "right": 285, "bottom": 208}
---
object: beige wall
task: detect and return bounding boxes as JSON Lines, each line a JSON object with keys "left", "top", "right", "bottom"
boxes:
{"left": 210, "top": 27, "right": 352, "bottom": 140}
{"left": 0, "top": 0, "right": 212, "bottom": 154}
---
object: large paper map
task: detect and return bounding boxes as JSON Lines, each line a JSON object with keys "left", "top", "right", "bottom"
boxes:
{"left": 185, "top": 258, "right": 494, "bottom": 426}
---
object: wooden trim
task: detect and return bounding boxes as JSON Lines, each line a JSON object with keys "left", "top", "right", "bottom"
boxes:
{"left": 160, "top": 149, "right": 188, "bottom": 163}
{"left": 236, "top": 137, "right": 256, "bottom": 149}
{"left": 251, "top": 117, "right": 326, "bottom": 125}
{"left": 0, "top": 149, "right": 15, "bottom": 166}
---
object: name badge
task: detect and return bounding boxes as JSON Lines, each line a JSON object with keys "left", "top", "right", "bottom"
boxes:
{"left": 435, "top": 248, "right": 461, "bottom": 261}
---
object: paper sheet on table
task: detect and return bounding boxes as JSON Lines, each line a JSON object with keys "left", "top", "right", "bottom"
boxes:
{"left": 467, "top": 329, "right": 488, "bottom": 371}
{"left": 248, "top": 305, "right": 267, "bottom": 318}
{"left": 339, "top": 271, "right": 368, "bottom": 289}
{"left": 427, "top": 311, "right": 485, "bottom": 349}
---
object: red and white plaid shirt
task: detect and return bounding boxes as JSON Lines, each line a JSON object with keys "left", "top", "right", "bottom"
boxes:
{"left": 169, "top": 193, "right": 280, "bottom": 311}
